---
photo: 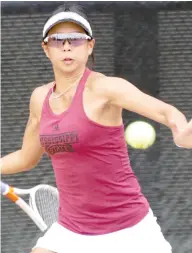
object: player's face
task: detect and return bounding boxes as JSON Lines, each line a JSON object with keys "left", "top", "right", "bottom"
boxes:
{"left": 42, "top": 22, "right": 95, "bottom": 73}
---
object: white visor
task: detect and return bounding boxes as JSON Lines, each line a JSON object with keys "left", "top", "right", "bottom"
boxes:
{"left": 43, "top": 11, "right": 93, "bottom": 39}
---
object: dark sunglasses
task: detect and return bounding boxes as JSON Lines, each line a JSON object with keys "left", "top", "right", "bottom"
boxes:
{"left": 43, "top": 33, "right": 92, "bottom": 48}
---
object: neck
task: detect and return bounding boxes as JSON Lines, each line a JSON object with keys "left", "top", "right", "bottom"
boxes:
{"left": 53, "top": 66, "right": 87, "bottom": 94}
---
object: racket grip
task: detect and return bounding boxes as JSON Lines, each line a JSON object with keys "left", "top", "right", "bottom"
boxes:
{"left": 0, "top": 181, "right": 9, "bottom": 194}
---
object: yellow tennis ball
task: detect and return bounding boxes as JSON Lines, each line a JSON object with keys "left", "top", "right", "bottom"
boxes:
{"left": 125, "top": 121, "right": 156, "bottom": 149}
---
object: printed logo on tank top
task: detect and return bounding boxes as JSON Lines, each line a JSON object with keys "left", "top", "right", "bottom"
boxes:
{"left": 52, "top": 123, "right": 59, "bottom": 131}
{"left": 40, "top": 131, "right": 79, "bottom": 155}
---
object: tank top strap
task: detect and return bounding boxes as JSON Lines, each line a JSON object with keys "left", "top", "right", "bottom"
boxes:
{"left": 41, "top": 82, "right": 55, "bottom": 118}
{"left": 45, "top": 84, "right": 54, "bottom": 102}
{"left": 76, "top": 68, "right": 92, "bottom": 96}
{"left": 71, "top": 68, "right": 92, "bottom": 107}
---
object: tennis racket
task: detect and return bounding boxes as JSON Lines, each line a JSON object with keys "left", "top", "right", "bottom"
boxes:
{"left": 1, "top": 180, "right": 59, "bottom": 232}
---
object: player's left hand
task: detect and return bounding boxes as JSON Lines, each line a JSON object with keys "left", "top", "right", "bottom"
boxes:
{"left": 171, "top": 119, "right": 192, "bottom": 149}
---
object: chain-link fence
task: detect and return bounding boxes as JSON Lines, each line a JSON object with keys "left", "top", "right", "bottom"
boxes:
{"left": 1, "top": 2, "right": 192, "bottom": 253}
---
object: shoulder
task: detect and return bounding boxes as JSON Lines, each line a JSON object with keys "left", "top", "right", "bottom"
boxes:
{"left": 89, "top": 72, "right": 123, "bottom": 90}
{"left": 29, "top": 81, "right": 54, "bottom": 120}
{"left": 88, "top": 72, "right": 124, "bottom": 98}
{"left": 30, "top": 82, "right": 54, "bottom": 101}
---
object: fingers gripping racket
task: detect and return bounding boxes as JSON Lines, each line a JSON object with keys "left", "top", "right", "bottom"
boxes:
{"left": 1, "top": 181, "right": 59, "bottom": 232}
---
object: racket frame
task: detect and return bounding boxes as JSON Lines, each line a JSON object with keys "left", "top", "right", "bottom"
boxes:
{"left": 1, "top": 182, "right": 58, "bottom": 232}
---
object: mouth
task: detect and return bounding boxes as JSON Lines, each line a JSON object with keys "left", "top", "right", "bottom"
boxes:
{"left": 62, "top": 58, "right": 74, "bottom": 65}
{"left": 63, "top": 57, "right": 73, "bottom": 62}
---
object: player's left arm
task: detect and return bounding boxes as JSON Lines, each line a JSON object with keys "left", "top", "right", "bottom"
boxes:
{"left": 95, "top": 76, "right": 189, "bottom": 147}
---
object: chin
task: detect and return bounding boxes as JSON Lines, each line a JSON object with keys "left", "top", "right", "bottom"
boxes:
{"left": 56, "top": 63, "right": 75, "bottom": 74}
{"left": 59, "top": 62, "right": 86, "bottom": 74}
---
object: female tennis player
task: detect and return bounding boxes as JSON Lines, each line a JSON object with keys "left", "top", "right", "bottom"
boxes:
{"left": 1, "top": 3, "right": 192, "bottom": 253}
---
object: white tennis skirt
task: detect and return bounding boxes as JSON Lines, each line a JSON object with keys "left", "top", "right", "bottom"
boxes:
{"left": 33, "top": 209, "right": 172, "bottom": 253}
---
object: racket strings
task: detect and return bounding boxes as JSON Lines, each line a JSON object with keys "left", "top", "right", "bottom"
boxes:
{"left": 32, "top": 187, "right": 59, "bottom": 228}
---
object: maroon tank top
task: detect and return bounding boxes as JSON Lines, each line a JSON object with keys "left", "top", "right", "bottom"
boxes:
{"left": 39, "top": 68, "right": 149, "bottom": 235}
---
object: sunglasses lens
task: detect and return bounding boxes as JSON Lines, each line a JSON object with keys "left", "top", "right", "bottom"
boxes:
{"left": 47, "top": 37, "right": 63, "bottom": 47}
{"left": 70, "top": 39, "right": 87, "bottom": 47}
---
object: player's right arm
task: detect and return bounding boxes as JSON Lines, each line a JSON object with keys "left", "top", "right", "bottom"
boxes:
{"left": 1, "top": 87, "right": 46, "bottom": 174}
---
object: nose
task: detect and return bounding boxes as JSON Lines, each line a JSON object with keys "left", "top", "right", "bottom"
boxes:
{"left": 62, "top": 40, "right": 71, "bottom": 51}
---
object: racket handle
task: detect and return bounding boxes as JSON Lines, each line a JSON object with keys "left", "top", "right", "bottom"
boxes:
{"left": 0, "top": 181, "right": 9, "bottom": 194}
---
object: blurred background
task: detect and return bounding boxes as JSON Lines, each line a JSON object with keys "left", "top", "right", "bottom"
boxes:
{"left": 1, "top": 1, "right": 192, "bottom": 253}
